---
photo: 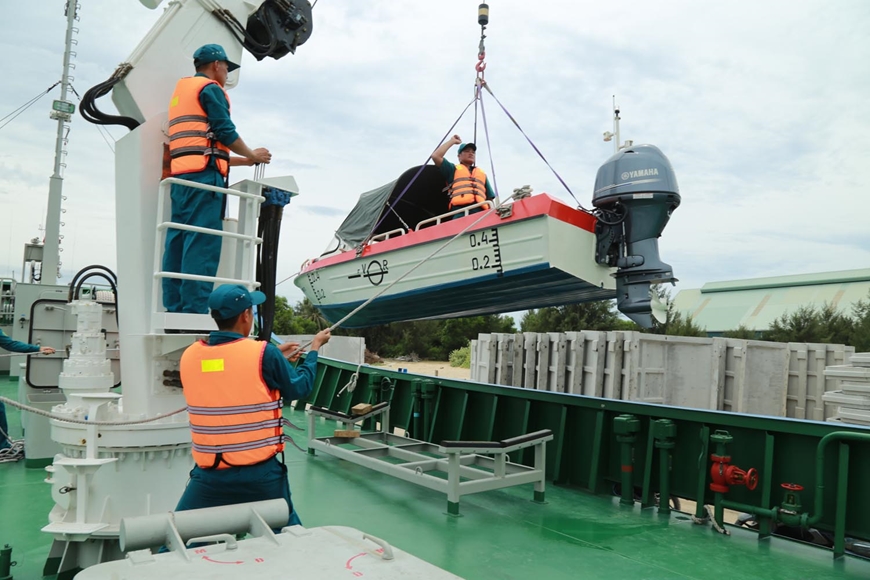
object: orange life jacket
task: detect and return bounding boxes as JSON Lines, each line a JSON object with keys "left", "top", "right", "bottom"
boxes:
{"left": 180, "top": 338, "right": 285, "bottom": 469}
{"left": 448, "top": 164, "right": 488, "bottom": 209}
{"left": 168, "top": 76, "right": 231, "bottom": 177}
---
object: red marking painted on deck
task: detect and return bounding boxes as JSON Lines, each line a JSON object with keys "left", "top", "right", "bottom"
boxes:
{"left": 202, "top": 556, "right": 243, "bottom": 564}
{"left": 346, "top": 552, "right": 368, "bottom": 569}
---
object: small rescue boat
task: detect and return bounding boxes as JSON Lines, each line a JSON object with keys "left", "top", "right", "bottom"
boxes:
{"left": 294, "top": 144, "right": 681, "bottom": 328}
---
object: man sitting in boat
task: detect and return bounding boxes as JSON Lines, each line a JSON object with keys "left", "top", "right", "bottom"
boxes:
{"left": 431, "top": 135, "right": 495, "bottom": 218}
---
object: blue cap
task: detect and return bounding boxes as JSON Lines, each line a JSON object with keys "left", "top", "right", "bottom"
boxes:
{"left": 458, "top": 142, "right": 477, "bottom": 154}
{"left": 193, "top": 44, "right": 240, "bottom": 72}
{"left": 208, "top": 284, "right": 266, "bottom": 319}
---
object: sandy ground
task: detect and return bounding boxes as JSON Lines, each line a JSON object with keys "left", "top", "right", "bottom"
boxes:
{"left": 374, "top": 359, "right": 471, "bottom": 380}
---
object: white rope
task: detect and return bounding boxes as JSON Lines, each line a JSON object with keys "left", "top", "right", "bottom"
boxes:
{"left": 0, "top": 395, "right": 187, "bottom": 426}
{"left": 0, "top": 426, "right": 24, "bottom": 463}
{"left": 691, "top": 504, "right": 730, "bottom": 535}
{"left": 336, "top": 361, "right": 363, "bottom": 398}
{"left": 0, "top": 348, "right": 122, "bottom": 358}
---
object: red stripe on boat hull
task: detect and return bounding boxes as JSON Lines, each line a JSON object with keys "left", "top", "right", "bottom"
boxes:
{"left": 300, "top": 194, "right": 595, "bottom": 272}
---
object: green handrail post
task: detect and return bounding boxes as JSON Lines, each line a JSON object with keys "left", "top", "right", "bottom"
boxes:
{"left": 652, "top": 419, "right": 677, "bottom": 515}
{"left": 421, "top": 380, "right": 436, "bottom": 442}
{"left": 834, "top": 442, "right": 850, "bottom": 558}
{"left": 614, "top": 414, "right": 641, "bottom": 506}
{"left": 411, "top": 379, "right": 422, "bottom": 439}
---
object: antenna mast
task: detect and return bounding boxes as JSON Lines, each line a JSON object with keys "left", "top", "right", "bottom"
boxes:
{"left": 602, "top": 96, "right": 622, "bottom": 154}
{"left": 42, "top": 0, "right": 80, "bottom": 284}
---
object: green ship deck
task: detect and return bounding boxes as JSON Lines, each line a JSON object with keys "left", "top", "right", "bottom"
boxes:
{"left": 3, "top": 375, "right": 870, "bottom": 580}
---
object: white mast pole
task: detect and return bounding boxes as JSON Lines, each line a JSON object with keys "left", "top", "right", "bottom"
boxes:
{"left": 42, "top": 0, "right": 80, "bottom": 284}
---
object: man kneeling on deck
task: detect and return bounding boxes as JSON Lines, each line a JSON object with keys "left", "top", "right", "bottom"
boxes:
{"left": 174, "top": 284, "right": 330, "bottom": 526}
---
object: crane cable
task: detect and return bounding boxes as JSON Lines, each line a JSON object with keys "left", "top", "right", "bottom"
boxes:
{"left": 359, "top": 5, "right": 491, "bottom": 250}
{"left": 472, "top": 5, "right": 488, "bottom": 146}
{"left": 358, "top": 94, "right": 479, "bottom": 248}
{"left": 480, "top": 81, "right": 588, "bottom": 212}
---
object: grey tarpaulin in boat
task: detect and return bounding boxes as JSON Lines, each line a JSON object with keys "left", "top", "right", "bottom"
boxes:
{"left": 330, "top": 165, "right": 451, "bottom": 252}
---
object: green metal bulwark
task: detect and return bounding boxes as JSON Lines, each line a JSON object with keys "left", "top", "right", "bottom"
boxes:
{"left": 309, "top": 357, "right": 870, "bottom": 549}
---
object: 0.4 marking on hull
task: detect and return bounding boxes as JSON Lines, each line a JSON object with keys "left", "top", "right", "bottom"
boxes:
{"left": 469, "top": 227, "right": 503, "bottom": 276}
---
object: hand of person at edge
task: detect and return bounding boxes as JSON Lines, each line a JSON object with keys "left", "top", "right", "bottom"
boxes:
{"left": 450, "top": 134, "right": 462, "bottom": 145}
{"left": 278, "top": 341, "right": 303, "bottom": 362}
{"left": 311, "top": 329, "right": 331, "bottom": 350}
{"left": 251, "top": 147, "right": 272, "bottom": 165}
{"left": 39, "top": 346, "right": 56, "bottom": 355}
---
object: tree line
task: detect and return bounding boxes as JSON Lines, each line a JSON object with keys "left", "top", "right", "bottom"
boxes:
{"left": 272, "top": 289, "right": 870, "bottom": 360}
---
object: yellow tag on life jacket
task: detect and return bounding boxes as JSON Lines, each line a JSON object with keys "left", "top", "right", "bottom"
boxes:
{"left": 201, "top": 359, "right": 225, "bottom": 373}
{"left": 169, "top": 96, "right": 179, "bottom": 108}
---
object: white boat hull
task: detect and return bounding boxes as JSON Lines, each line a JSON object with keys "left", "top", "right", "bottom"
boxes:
{"left": 295, "top": 196, "right": 615, "bottom": 327}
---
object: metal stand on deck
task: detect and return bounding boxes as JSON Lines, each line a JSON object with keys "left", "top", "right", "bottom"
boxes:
{"left": 307, "top": 404, "right": 553, "bottom": 515}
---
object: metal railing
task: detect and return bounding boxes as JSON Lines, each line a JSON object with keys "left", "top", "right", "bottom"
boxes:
{"left": 368, "top": 227, "right": 407, "bottom": 243}
{"left": 151, "top": 177, "right": 264, "bottom": 330}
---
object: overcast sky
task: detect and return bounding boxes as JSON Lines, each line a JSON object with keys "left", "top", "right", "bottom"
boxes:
{"left": 2, "top": 0, "right": 869, "bottom": 313}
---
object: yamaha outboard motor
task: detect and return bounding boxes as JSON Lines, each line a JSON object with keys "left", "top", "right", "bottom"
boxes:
{"left": 592, "top": 144, "right": 680, "bottom": 327}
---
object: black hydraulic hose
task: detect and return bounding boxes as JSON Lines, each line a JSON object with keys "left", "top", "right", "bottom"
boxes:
{"left": 68, "top": 265, "right": 120, "bottom": 326}
{"left": 73, "top": 274, "right": 119, "bottom": 327}
{"left": 256, "top": 204, "right": 284, "bottom": 341}
{"left": 68, "top": 264, "right": 118, "bottom": 303}
{"left": 80, "top": 75, "right": 140, "bottom": 131}
{"left": 212, "top": 8, "right": 277, "bottom": 60}
{"left": 72, "top": 273, "right": 118, "bottom": 302}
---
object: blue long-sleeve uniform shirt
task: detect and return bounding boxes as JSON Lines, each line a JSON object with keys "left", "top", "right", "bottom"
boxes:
{"left": 0, "top": 329, "right": 39, "bottom": 353}
{"left": 198, "top": 72, "right": 239, "bottom": 147}
{"left": 207, "top": 332, "right": 319, "bottom": 401}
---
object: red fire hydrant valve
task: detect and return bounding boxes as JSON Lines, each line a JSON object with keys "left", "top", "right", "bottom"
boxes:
{"left": 709, "top": 454, "right": 758, "bottom": 494}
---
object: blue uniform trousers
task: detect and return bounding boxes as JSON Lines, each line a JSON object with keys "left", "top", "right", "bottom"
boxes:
{"left": 161, "top": 170, "right": 225, "bottom": 313}
{"left": 0, "top": 400, "right": 10, "bottom": 449}
{"left": 174, "top": 456, "right": 302, "bottom": 528}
